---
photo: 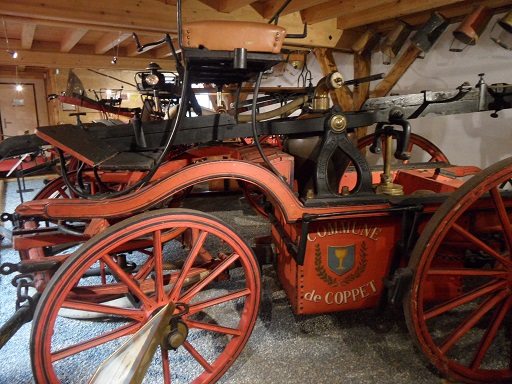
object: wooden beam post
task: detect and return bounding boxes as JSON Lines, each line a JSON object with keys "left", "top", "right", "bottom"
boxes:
{"left": 371, "top": 44, "right": 421, "bottom": 98}
{"left": 353, "top": 53, "right": 371, "bottom": 139}
{"left": 46, "top": 69, "right": 60, "bottom": 125}
{"left": 313, "top": 48, "right": 354, "bottom": 111}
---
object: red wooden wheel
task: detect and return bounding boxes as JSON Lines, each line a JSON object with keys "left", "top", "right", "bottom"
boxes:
{"left": 35, "top": 172, "right": 79, "bottom": 199}
{"left": 404, "top": 156, "right": 512, "bottom": 383}
{"left": 30, "top": 209, "right": 261, "bottom": 384}
{"left": 357, "top": 132, "right": 449, "bottom": 164}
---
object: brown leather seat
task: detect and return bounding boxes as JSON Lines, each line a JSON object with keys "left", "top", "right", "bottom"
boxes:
{"left": 182, "top": 21, "right": 286, "bottom": 53}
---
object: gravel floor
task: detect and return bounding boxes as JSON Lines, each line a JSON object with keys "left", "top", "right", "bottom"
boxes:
{"left": 0, "top": 177, "right": 447, "bottom": 384}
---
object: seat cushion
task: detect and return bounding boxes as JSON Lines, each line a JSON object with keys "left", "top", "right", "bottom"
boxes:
{"left": 182, "top": 21, "right": 286, "bottom": 53}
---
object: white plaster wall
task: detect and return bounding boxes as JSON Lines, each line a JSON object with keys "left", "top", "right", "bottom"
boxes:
{"left": 263, "top": 14, "right": 512, "bottom": 169}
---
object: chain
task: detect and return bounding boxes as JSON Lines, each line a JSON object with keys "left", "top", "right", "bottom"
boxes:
{"left": 14, "top": 275, "right": 36, "bottom": 313}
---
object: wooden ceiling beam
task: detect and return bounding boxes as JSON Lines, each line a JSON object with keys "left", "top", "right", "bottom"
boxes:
{"left": 218, "top": 0, "right": 257, "bottom": 13}
{"left": 337, "top": 0, "right": 466, "bottom": 30}
{"left": 196, "top": 0, "right": 255, "bottom": 12}
{"left": 60, "top": 28, "right": 88, "bottom": 53}
{"left": 372, "top": 0, "right": 512, "bottom": 32}
{"left": 0, "top": 48, "right": 175, "bottom": 71}
{"left": 0, "top": 0, "right": 177, "bottom": 33}
{"left": 251, "top": 0, "right": 329, "bottom": 19}
{"left": 20, "top": 24, "right": 36, "bottom": 50}
{"left": 302, "top": 0, "right": 399, "bottom": 25}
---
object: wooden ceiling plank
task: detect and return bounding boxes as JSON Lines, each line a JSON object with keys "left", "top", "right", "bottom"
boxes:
{"left": 337, "top": 0, "right": 466, "bottom": 30}
{"left": 252, "top": 0, "right": 329, "bottom": 19}
{"left": 94, "top": 32, "right": 132, "bottom": 55}
{"left": 302, "top": 0, "right": 400, "bottom": 25}
{"left": 0, "top": 0, "right": 177, "bottom": 34}
{"left": 20, "top": 24, "right": 36, "bottom": 49}
{"left": 60, "top": 28, "right": 88, "bottom": 53}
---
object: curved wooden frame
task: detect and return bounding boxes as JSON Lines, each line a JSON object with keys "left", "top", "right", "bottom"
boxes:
{"left": 16, "top": 160, "right": 396, "bottom": 223}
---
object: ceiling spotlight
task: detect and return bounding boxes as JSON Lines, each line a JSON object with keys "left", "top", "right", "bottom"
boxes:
{"left": 15, "top": 84, "right": 23, "bottom": 92}
{"left": 6, "top": 50, "right": 18, "bottom": 58}
{"left": 111, "top": 56, "right": 117, "bottom": 64}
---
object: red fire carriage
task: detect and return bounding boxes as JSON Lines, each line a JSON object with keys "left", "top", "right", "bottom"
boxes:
{"left": 1, "top": 1, "right": 512, "bottom": 383}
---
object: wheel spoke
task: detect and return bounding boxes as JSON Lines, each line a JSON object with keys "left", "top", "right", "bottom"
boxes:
{"left": 162, "top": 349, "right": 171, "bottom": 384}
{"left": 183, "top": 341, "right": 214, "bottom": 373}
{"left": 179, "top": 254, "right": 240, "bottom": 303}
{"left": 188, "top": 288, "right": 251, "bottom": 315}
{"left": 57, "top": 186, "right": 71, "bottom": 199}
{"left": 169, "top": 229, "right": 208, "bottom": 302}
{"left": 51, "top": 322, "right": 140, "bottom": 362}
{"left": 101, "top": 254, "right": 155, "bottom": 309}
{"left": 186, "top": 319, "right": 242, "bottom": 336}
{"left": 439, "top": 288, "right": 510, "bottom": 354}
{"left": 490, "top": 186, "right": 512, "bottom": 254}
{"left": 451, "top": 223, "right": 512, "bottom": 269}
{"left": 61, "top": 299, "right": 146, "bottom": 321}
{"left": 424, "top": 279, "right": 508, "bottom": 320}
{"left": 469, "top": 295, "right": 512, "bottom": 370}
{"left": 153, "top": 230, "right": 166, "bottom": 303}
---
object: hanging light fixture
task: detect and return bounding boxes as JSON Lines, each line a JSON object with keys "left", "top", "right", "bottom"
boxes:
{"left": 15, "top": 65, "right": 22, "bottom": 92}
{"left": 2, "top": 19, "right": 18, "bottom": 59}
{"left": 450, "top": 5, "right": 492, "bottom": 52}
{"left": 490, "top": 10, "right": 512, "bottom": 50}
{"left": 112, "top": 32, "right": 120, "bottom": 64}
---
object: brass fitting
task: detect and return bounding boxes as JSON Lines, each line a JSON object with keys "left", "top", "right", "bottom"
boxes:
{"left": 312, "top": 72, "right": 344, "bottom": 111}
{"left": 329, "top": 114, "right": 347, "bottom": 132}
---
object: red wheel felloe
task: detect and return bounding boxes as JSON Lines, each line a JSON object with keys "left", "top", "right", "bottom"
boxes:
{"left": 405, "top": 156, "right": 512, "bottom": 383}
{"left": 30, "top": 208, "right": 261, "bottom": 384}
